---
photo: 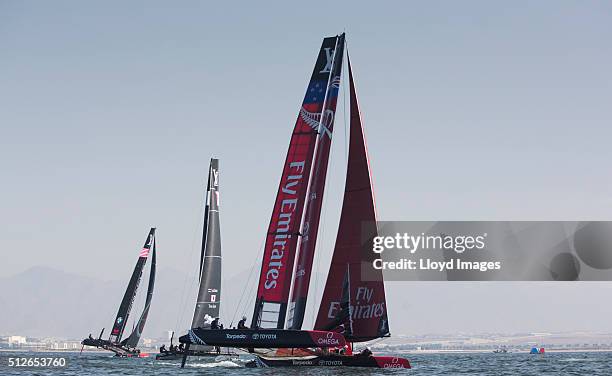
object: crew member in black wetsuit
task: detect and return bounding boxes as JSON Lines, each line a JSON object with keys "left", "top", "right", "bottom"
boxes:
{"left": 238, "top": 316, "right": 249, "bottom": 329}
{"left": 210, "top": 317, "right": 222, "bottom": 354}
{"left": 160, "top": 344, "right": 166, "bottom": 353}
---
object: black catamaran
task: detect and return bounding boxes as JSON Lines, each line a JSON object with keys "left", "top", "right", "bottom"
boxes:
{"left": 180, "top": 34, "right": 410, "bottom": 369}
{"left": 82, "top": 228, "right": 157, "bottom": 357}
{"left": 157, "top": 158, "right": 231, "bottom": 360}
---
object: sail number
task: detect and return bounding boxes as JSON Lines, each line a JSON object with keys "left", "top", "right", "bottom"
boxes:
{"left": 7, "top": 357, "right": 67, "bottom": 367}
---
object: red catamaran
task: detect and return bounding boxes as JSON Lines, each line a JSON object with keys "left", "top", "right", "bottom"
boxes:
{"left": 180, "top": 34, "right": 410, "bottom": 369}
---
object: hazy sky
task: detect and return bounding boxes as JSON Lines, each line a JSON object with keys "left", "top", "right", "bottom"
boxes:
{"left": 1, "top": 1, "right": 612, "bottom": 334}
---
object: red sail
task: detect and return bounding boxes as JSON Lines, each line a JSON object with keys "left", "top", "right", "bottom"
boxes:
{"left": 314, "top": 58, "right": 390, "bottom": 341}
{"left": 287, "top": 34, "right": 345, "bottom": 330}
{"left": 252, "top": 36, "right": 341, "bottom": 329}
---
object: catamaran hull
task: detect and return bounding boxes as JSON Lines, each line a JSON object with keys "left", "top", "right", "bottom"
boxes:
{"left": 247, "top": 354, "right": 411, "bottom": 368}
{"left": 156, "top": 352, "right": 212, "bottom": 361}
{"left": 155, "top": 350, "right": 238, "bottom": 360}
{"left": 81, "top": 338, "right": 145, "bottom": 357}
{"left": 180, "top": 328, "right": 346, "bottom": 349}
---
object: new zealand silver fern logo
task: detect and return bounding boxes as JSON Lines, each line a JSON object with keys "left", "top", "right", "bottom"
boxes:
{"left": 299, "top": 75, "right": 340, "bottom": 140}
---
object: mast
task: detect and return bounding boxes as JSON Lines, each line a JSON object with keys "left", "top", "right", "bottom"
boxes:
{"left": 314, "top": 57, "right": 390, "bottom": 342}
{"left": 199, "top": 159, "right": 212, "bottom": 281}
{"left": 251, "top": 36, "right": 341, "bottom": 329}
{"left": 287, "top": 34, "right": 345, "bottom": 330}
{"left": 121, "top": 237, "right": 156, "bottom": 348}
{"left": 191, "top": 158, "right": 222, "bottom": 328}
{"left": 109, "top": 228, "right": 156, "bottom": 343}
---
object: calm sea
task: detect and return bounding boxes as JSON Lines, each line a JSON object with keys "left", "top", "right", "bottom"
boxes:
{"left": 0, "top": 351, "right": 610, "bottom": 375}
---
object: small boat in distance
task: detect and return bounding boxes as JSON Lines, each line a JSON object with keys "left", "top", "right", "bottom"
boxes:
{"left": 81, "top": 228, "right": 156, "bottom": 357}
{"left": 530, "top": 346, "right": 545, "bottom": 354}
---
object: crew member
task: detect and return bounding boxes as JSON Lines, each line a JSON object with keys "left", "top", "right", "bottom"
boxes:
{"left": 211, "top": 317, "right": 220, "bottom": 330}
{"left": 238, "top": 316, "right": 249, "bottom": 329}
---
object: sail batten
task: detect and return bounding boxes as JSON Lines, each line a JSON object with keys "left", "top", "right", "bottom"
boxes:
{"left": 314, "top": 56, "right": 389, "bottom": 342}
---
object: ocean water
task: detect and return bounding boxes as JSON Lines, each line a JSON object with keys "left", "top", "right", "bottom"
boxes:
{"left": 0, "top": 351, "right": 610, "bottom": 375}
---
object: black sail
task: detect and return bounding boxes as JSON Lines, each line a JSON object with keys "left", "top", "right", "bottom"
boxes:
{"left": 109, "top": 228, "right": 156, "bottom": 343}
{"left": 121, "top": 238, "right": 157, "bottom": 348}
{"left": 191, "top": 158, "right": 222, "bottom": 328}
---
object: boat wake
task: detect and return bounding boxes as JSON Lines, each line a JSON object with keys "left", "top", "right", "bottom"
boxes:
{"left": 187, "top": 360, "right": 241, "bottom": 368}
{"left": 559, "top": 357, "right": 598, "bottom": 362}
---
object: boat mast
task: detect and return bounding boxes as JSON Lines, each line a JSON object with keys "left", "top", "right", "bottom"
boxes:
{"left": 109, "top": 228, "right": 156, "bottom": 343}
{"left": 287, "top": 33, "right": 345, "bottom": 330}
{"left": 191, "top": 158, "right": 222, "bottom": 329}
{"left": 251, "top": 36, "right": 342, "bottom": 329}
{"left": 121, "top": 236, "right": 157, "bottom": 348}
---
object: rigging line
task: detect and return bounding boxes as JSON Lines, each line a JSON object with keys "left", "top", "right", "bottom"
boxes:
{"left": 103, "top": 243, "right": 136, "bottom": 333}
{"left": 243, "top": 289, "right": 257, "bottom": 326}
{"left": 344, "top": 44, "right": 350, "bottom": 163}
{"left": 245, "top": 280, "right": 261, "bottom": 324}
{"left": 309, "top": 50, "right": 345, "bottom": 325}
{"left": 232, "top": 241, "right": 263, "bottom": 326}
{"left": 173, "top": 184, "right": 207, "bottom": 332}
{"left": 230, "top": 237, "right": 265, "bottom": 327}
{"left": 242, "top": 240, "right": 265, "bottom": 322}
{"left": 312, "top": 43, "right": 351, "bottom": 322}
{"left": 354, "top": 336, "right": 387, "bottom": 352}
{"left": 288, "top": 35, "right": 342, "bottom": 321}
{"left": 102, "top": 277, "right": 121, "bottom": 338}
{"left": 287, "top": 35, "right": 342, "bottom": 329}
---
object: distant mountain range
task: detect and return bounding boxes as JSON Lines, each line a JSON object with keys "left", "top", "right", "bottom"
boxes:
{"left": 0, "top": 266, "right": 123, "bottom": 339}
{"left": 2, "top": 266, "right": 612, "bottom": 339}
{"left": 0, "top": 265, "right": 255, "bottom": 340}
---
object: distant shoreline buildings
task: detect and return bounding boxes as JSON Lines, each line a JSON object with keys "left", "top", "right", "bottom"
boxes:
{"left": 2, "top": 331, "right": 611, "bottom": 353}
{"left": 0, "top": 335, "right": 165, "bottom": 352}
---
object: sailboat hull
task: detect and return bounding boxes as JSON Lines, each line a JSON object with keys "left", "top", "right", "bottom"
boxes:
{"left": 180, "top": 328, "right": 346, "bottom": 349}
{"left": 155, "top": 350, "right": 237, "bottom": 360}
{"left": 81, "top": 338, "right": 145, "bottom": 357}
{"left": 247, "top": 354, "right": 411, "bottom": 368}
